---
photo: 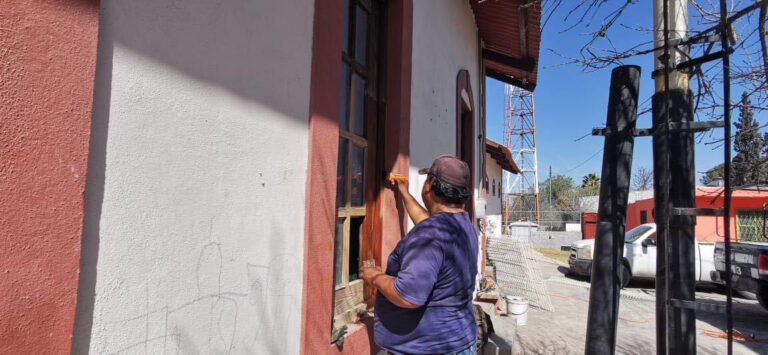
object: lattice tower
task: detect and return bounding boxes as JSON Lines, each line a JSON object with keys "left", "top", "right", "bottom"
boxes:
{"left": 502, "top": 84, "right": 540, "bottom": 225}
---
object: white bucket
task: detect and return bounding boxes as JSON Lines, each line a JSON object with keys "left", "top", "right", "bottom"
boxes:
{"left": 505, "top": 296, "right": 529, "bottom": 326}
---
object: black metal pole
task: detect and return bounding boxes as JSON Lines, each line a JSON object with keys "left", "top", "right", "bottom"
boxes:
{"left": 719, "top": 0, "right": 735, "bottom": 352}
{"left": 585, "top": 65, "right": 640, "bottom": 355}
{"left": 654, "top": 1, "right": 673, "bottom": 352}
{"left": 651, "top": 92, "right": 670, "bottom": 355}
{"left": 667, "top": 89, "right": 697, "bottom": 355}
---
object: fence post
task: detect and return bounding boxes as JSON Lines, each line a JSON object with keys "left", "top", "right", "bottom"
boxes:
{"left": 585, "top": 65, "right": 640, "bottom": 355}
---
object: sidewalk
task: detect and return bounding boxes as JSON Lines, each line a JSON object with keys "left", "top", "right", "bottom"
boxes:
{"left": 480, "top": 252, "right": 768, "bottom": 354}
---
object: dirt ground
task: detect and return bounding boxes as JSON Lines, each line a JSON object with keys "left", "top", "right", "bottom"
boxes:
{"left": 488, "top": 252, "right": 768, "bottom": 355}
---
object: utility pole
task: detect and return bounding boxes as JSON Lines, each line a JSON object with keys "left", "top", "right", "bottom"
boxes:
{"left": 548, "top": 166, "right": 552, "bottom": 208}
{"left": 652, "top": 0, "right": 696, "bottom": 354}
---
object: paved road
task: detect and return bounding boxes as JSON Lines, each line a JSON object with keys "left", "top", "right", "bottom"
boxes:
{"left": 491, "top": 255, "right": 768, "bottom": 355}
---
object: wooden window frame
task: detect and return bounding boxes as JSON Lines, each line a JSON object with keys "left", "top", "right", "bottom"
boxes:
{"left": 456, "top": 70, "right": 475, "bottom": 218}
{"left": 332, "top": 0, "right": 385, "bottom": 326}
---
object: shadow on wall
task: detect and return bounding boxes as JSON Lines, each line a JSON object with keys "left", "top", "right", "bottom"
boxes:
{"left": 99, "top": 0, "right": 313, "bottom": 123}
{"left": 71, "top": 9, "right": 113, "bottom": 353}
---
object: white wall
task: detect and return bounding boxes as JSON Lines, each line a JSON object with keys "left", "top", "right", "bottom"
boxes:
{"left": 73, "top": 1, "right": 313, "bottom": 354}
{"left": 485, "top": 152, "right": 504, "bottom": 235}
{"left": 408, "top": 0, "right": 480, "bottom": 219}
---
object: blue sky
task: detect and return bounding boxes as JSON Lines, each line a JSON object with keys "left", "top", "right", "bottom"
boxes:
{"left": 485, "top": 1, "right": 765, "bottom": 185}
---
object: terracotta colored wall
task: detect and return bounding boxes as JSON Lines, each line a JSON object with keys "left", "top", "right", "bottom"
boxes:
{"left": 0, "top": 0, "right": 99, "bottom": 353}
{"left": 626, "top": 199, "right": 655, "bottom": 231}
{"left": 301, "top": 0, "right": 346, "bottom": 353}
{"left": 694, "top": 193, "right": 768, "bottom": 242}
{"left": 625, "top": 192, "right": 768, "bottom": 242}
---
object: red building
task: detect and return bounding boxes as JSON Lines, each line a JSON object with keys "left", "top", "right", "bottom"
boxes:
{"left": 584, "top": 187, "right": 768, "bottom": 242}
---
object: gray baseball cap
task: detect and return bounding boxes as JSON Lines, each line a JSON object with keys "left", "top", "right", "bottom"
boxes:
{"left": 418, "top": 154, "right": 471, "bottom": 188}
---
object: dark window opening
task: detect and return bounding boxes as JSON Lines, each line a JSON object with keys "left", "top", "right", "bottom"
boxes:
{"left": 348, "top": 217, "right": 363, "bottom": 281}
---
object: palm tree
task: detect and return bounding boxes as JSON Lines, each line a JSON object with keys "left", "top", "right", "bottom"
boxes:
{"left": 582, "top": 173, "right": 600, "bottom": 189}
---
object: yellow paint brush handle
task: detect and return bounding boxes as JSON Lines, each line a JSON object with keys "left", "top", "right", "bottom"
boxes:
{"left": 388, "top": 173, "right": 408, "bottom": 184}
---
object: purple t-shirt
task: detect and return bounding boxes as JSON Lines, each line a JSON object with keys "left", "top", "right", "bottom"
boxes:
{"left": 374, "top": 212, "right": 478, "bottom": 354}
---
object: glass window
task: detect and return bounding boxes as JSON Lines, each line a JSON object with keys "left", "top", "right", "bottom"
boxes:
{"left": 336, "top": 139, "right": 348, "bottom": 208}
{"left": 350, "top": 144, "right": 365, "bottom": 206}
{"left": 354, "top": 5, "right": 368, "bottom": 64}
{"left": 333, "top": 219, "right": 345, "bottom": 287}
{"left": 332, "top": 0, "right": 378, "bottom": 327}
{"left": 625, "top": 225, "right": 652, "bottom": 243}
{"left": 352, "top": 74, "right": 366, "bottom": 137}
{"left": 342, "top": 0, "right": 350, "bottom": 54}
{"left": 339, "top": 64, "right": 350, "bottom": 130}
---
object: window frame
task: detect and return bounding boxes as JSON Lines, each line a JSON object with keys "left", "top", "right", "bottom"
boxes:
{"left": 456, "top": 70, "right": 475, "bottom": 218}
{"left": 332, "top": 0, "right": 384, "bottom": 325}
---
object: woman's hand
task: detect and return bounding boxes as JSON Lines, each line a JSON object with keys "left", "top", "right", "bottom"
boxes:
{"left": 360, "top": 266, "right": 384, "bottom": 287}
{"left": 388, "top": 174, "right": 410, "bottom": 196}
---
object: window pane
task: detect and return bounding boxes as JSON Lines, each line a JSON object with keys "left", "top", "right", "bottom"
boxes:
{"left": 342, "top": 0, "right": 350, "bottom": 54}
{"left": 349, "top": 217, "right": 364, "bottom": 282}
{"left": 350, "top": 144, "right": 365, "bottom": 206}
{"left": 333, "top": 218, "right": 345, "bottom": 287}
{"left": 354, "top": 5, "right": 368, "bottom": 65}
{"left": 339, "top": 64, "right": 350, "bottom": 130}
{"left": 352, "top": 74, "right": 366, "bottom": 137}
{"left": 336, "top": 139, "right": 348, "bottom": 208}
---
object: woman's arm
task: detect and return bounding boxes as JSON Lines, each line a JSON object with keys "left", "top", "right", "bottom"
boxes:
{"left": 392, "top": 179, "right": 429, "bottom": 224}
{"left": 360, "top": 267, "right": 419, "bottom": 309}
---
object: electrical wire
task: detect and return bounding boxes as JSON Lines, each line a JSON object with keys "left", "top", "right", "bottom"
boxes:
{"left": 559, "top": 148, "right": 604, "bottom": 174}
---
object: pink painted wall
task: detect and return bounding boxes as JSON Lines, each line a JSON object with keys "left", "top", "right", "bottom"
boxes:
{"left": 625, "top": 188, "right": 768, "bottom": 242}
{"left": 0, "top": 0, "right": 99, "bottom": 353}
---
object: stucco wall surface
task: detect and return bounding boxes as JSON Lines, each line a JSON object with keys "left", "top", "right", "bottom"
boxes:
{"left": 72, "top": 1, "right": 313, "bottom": 354}
{"left": 0, "top": 1, "right": 99, "bottom": 353}
{"left": 485, "top": 152, "right": 504, "bottom": 235}
{"left": 408, "top": 0, "right": 480, "bottom": 212}
{"left": 486, "top": 152, "right": 503, "bottom": 216}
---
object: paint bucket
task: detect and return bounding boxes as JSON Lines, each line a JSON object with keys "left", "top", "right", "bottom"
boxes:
{"left": 505, "top": 296, "right": 529, "bottom": 326}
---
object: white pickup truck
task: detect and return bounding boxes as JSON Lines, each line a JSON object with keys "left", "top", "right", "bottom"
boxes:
{"left": 568, "top": 223, "right": 717, "bottom": 288}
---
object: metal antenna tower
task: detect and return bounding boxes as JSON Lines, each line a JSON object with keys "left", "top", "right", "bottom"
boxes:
{"left": 502, "top": 84, "right": 540, "bottom": 225}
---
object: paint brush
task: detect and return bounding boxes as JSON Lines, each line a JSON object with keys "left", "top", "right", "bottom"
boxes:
{"left": 387, "top": 172, "right": 408, "bottom": 184}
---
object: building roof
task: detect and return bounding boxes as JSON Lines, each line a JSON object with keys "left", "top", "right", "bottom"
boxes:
{"left": 469, "top": 0, "right": 541, "bottom": 91}
{"left": 694, "top": 186, "right": 768, "bottom": 199}
{"left": 485, "top": 139, "right": 520, "bottom": 173}
{"left": 580, "top": 190, "right": 655, "bottom": 213}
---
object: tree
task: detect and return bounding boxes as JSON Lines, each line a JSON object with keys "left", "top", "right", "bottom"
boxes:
{"left": 632, "top": 166, "right": 654, "bottom": 191}
{"left": 700, "top": 163, "right": 725, "bottom": 186}
{"left": 733, "top": 92, "right": 765, "bottom": 185}
{"left": 539, "top": 174, "right": 576, "bottom": 211}
{"left": 582, "top": 173, "right": 599, "bottom": 188}
{"left": 581, "top": 173, "right": 600, "bottom": 196}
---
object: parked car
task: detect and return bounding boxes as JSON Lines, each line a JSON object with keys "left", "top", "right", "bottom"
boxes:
{"left": 712, "top": 241, "right": 768, "bottom": 310}
{"left": 568, "top": 223, "right": 717, "bottom": 288}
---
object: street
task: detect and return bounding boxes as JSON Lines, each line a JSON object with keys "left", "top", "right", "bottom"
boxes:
{"left": 490, "top": 252, "right": 768, "bottom": 354}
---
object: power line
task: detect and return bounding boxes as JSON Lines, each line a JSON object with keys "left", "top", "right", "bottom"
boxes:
{"left": 559, "top": 148, "right": 603, "bottom": 174}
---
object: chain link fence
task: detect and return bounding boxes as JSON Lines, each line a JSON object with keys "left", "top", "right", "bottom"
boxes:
{"left": 503, "top": 210, "right": 584, "bottom": 232}
{"left": 736, "top": 209, "right": 768, "bottom": 242}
